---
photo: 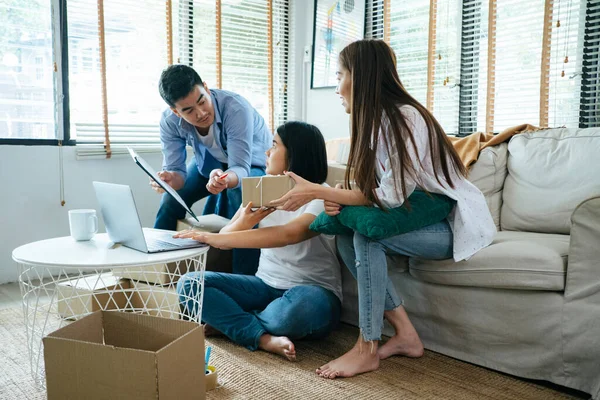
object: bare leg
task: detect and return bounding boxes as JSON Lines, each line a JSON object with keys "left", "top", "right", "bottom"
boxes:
{"left": 377, "top": 306, "right": 424, "bottom": 360}
{"left": 315, "top": 334, "right": 380, "bottom": 379}
{"left": 258, "top": 333, "right": 296, "bottom": 361}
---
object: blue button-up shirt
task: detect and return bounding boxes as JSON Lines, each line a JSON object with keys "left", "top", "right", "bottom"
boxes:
{"left": 159, "top": 89, "right": 272, "bottom": 188}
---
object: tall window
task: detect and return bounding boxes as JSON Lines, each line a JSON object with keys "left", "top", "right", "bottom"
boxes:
{"left": 0, "top": 0, "right": 56, "bottom": 140}
{"left": 67, "top": 0, "right": 168, "bottom": 157}
{"left": 70, "top": 0, "right": 293, "bottom": 158}
{"left": 367, "top": 0, "right": 598, "bottom": 135}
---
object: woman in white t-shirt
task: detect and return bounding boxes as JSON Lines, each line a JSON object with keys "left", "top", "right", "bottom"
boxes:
{"left": 175, "top": 121, "right": 342, "bottom": 361}
{"left": 270, "top": 40, "right": 496, "bottom": 378}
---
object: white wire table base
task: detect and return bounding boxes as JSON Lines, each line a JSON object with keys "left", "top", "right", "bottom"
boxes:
{"left": 18, "top": 253, "right": 206, "bottom": 387}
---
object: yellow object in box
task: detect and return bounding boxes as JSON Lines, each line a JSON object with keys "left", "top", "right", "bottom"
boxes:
{"left": 131, "top": 280, "right": 180, "bottom": 320}
{"left": 205, "top": 365, "right": 218, "bottom": 391}
{"left": 43, "top": 311, "right": 206, "bottom": 399}
{"left": 242, "top": 175, "right": 294, "bottom": 207}
{"left": 56, "top": 273, "right": 131, "bottom": 320}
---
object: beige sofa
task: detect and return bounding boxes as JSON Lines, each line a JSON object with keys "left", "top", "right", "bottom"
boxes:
{"left": 326, "top": 128, "right": 600, "bottom": 399}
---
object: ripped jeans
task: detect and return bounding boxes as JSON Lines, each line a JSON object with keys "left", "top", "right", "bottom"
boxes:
{"left": 336, "top": 220, "right": 453, "bottom": 341}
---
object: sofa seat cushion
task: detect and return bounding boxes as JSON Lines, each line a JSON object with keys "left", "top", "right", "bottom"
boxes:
{"left": 408, "top": 231, "right": 569, "bottom": 291}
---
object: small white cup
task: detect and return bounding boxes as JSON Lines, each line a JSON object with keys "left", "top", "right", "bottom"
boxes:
{"left": 68, "top": 209, "right": 98, "bottom": 241}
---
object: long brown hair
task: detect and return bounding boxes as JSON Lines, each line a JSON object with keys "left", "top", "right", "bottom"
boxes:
{"left": 339, "top": 39, "right": 467, "bottom": 209}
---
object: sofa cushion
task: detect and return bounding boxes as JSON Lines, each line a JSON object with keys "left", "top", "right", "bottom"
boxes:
{"left": 409, "top": 231, "right": 569, "bottom": 291}
{"left": 501, "top": 128, "right": 600, "bottom": 234}
{"left": 468, "top": 143, "right": 508, "bottom": 230}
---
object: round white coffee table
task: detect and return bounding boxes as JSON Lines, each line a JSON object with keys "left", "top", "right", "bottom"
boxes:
{"left": 12, "top": 234, "right": 209, "bottom": 386}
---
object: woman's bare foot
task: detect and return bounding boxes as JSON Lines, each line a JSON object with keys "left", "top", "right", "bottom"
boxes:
{"left": 378, "top": 332, "right": 424, "bottom": 359}
{"left": 259, "top": 334, "right": 296, "bottom": 361}
{"left": 377, "top": 306, "right": 424, "bottom": 360}
{"left": 204, "top": 324, "right": 223, "bottom": 337}
{"left": 316, "top": 335, "right": 380, "bottom": 379}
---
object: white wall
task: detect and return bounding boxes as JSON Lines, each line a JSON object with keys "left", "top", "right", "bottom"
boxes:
{"left": 294, "top": 0, "right": 350, "bottom": 140}
{"left": 0, "top": 146, "right": 203, "bottom": 284}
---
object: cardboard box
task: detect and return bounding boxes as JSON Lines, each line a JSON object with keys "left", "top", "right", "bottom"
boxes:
{"left": 325, "top": 137, "right": 351, "bottom": 163}
{"left": 56, "top": 274, "right": 131, "bottom": 320}
{"left": 115, "top": 262, "right": 184, "bottom": 285}
{"left": 242, "top": 175, "right": 294, "bottom": 207}
{"left": 131, "top": 281, "right": 180, "bottom": 320}
{"left": 43, "top": 311, "right": 205, "bottom": 400}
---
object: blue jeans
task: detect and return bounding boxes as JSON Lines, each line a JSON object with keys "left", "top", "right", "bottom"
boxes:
{"left": 177, "top": 271, "right": 341, "bottom": 350}
{"left": 154, "top": 158, "right": 265, "bottom": 275}
{"left": 336, "top": 220, "right": 453, "bottom": 342}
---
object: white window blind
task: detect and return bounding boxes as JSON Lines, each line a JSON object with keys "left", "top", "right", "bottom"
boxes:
{"left": 432, "top": 0, "right": 461, "bottom": 134}
{"left": 272, "top": 0, "right": 293, "bottom": 127}
{"left": 69, "top": 0, "right": 168, "bottom": 158}
{"left": 0, "top": 0, "right": 56, "bottom": 139}
{"left": 180, "top": 0, "right": 293, "bottom": 130}
{"left": 492, "top": 0, "right": 546, "bottom": 132}
{"left": 364, "top": 0, "right": 460, "bottom": 134}
{"left": 388, "top": 0, "right": 430, "bottom": 106}
{"left": 460, "top": 0, "right": 585, "bottom": 133}
{"left": 72, "top": 0, "right": 291, "bottom": 159}
{"left": 222, "top": 1, "right": 271, "bottom": 125}
{"left": 548, "top": 0, "right": 583, "bottom": 128}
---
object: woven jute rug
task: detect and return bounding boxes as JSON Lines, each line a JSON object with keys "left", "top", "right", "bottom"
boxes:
{"left": 0, "top": 307, "right": 581, "bottom": 400}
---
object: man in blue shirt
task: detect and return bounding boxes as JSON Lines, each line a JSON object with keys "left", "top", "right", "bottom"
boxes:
{"left": 152, "top": 65, "right": 271, "bottom": 273}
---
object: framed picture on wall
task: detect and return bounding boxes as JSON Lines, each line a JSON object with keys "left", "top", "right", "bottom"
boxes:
{"left": 311, "top": 0, "right": 365, "bottom": 89}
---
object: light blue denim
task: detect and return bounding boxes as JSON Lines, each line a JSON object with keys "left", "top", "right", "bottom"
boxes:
{"left": 336, "top": 220, "right": 453, "bottom": 341}
{"left": 177, "top": 271, "right": 341, "bottom": 350}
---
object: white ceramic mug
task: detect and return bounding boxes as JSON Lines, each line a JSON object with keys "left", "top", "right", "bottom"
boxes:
{"left": 68, "top": 209, "right": 98, "bottom": 241}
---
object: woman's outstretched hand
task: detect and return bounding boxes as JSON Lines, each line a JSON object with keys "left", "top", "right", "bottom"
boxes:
{"left": 269, "top": 171, "right": 318, "bottom": 212}
{"left": 236, "top": 202, "right": 276, "bottom": 230}
{"left": 173, "top": 230, "right": 231, "bottom": 250}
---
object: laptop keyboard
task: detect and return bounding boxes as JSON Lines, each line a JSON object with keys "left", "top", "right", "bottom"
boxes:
{"left": 146, "top": 237, "right": 183, "bottom": 252}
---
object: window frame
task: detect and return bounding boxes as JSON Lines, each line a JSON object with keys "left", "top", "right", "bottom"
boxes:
{"left": 0, "top": 0, "right": 74, "bottom": 146}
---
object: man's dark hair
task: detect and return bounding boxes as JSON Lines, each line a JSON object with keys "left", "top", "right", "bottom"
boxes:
{"left": 158, "top": 65, "right": 203, "bottom": 107}
{"left": 276, "top": 121, "right": 328, "bottom": 185}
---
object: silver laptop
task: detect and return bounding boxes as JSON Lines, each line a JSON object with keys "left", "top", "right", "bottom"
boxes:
{"left": 93, "top": 181, "right": 208, "bottom": 253}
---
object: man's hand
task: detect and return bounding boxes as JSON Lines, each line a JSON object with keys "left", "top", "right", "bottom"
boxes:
{"left": 235, "top": 202, "right": 276, "bottom": 230}
{"left": 206, "top": 169, "right": 229, "bottom": 195}
{"left": 150, "top": 171, "right": 177, "bottom": 194}
{"left": 324, "top": 183, "right": 344, "bottom": 216}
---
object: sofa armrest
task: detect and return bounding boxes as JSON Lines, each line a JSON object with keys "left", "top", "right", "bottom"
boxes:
{"left": 563, "top": 196, "right": 600, "bottom": 398}
{"left": 566, "top": 196, "right": 600, "bottom": 296}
